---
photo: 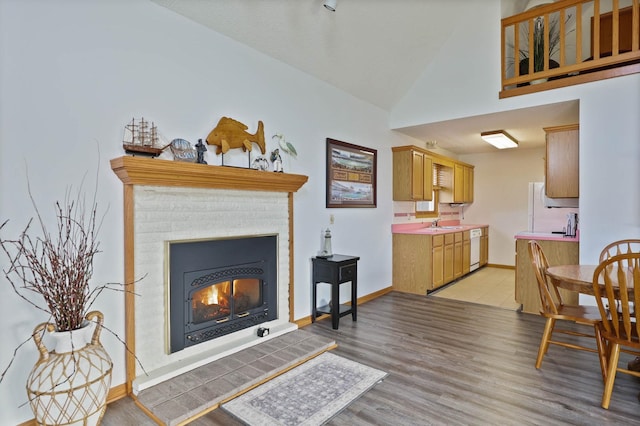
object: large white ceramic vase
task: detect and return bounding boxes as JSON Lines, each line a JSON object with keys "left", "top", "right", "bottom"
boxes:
{"left": 26, "top": 311, "right": 113, "bottom": 426}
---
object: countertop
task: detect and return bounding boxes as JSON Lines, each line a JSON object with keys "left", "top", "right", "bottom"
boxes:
{"left": 392, "top": 222, "right": 487, "bottom": 235}
{"left": 514, "top": 231, "right": 579, "bottom": 242}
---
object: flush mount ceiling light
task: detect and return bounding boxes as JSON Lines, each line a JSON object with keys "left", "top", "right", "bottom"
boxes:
{"left": 324, "top": 0, "right": 337, "bottom": 11}
{"left": 480, "top": 130, "right": 519, "bottom": 149}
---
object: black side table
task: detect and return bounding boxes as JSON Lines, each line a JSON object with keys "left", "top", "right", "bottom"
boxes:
{"left": 311, "top": 254, "right": 360, "bottom": 329}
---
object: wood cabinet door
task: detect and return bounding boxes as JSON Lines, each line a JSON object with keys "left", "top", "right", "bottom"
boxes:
{"left": 432, "top": 245, "right": 444, "bottom": 289}
{"left": 453, "top": 164, "right": 465, "bottom": 202}
{"left": 462, "top": 237, "right": 470, "bottom": 274}
{"left": 422, "top": 155, "right": 433, "bottom": 201}
{"left": 545, "top": 126, "right": 579, "bottom": 198}
{"left": 453, "top": 240, "right": 463, "bottom": 278}
{"left": 443, "top": 242, "right": 454, "bottom": 284}
{"left": 480, "top": 227, "right": 489, "bottom": 266}
{"left": 464, "top": 166, "right": 474, "bottom": 203}
{"left": 411, "top": 151, "right": 424, "bottom": 200}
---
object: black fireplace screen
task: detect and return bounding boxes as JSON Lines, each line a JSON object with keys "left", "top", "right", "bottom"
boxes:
{"left": 168, "top": 235, "right": 278, "bottom": 353}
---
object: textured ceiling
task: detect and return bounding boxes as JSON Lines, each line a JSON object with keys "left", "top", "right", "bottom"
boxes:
{"left": 149, "top": 0, "right": 579, "bottom": 154}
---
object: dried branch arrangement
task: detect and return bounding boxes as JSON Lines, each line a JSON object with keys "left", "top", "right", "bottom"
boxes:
{"left": 0, "top": 184, "right": 105, "bottom": 332}
{"left": 0, "top": 166, "right": 147, "bottom": 390}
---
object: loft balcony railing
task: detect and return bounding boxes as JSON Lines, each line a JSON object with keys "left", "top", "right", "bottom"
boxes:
{"left": 501, "top": 0, "right": 640, "bottom": 97}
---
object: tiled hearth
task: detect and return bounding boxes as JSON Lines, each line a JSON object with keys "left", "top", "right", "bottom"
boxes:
{"left": 136, "top": 329, "right": 335, "bottom": 426}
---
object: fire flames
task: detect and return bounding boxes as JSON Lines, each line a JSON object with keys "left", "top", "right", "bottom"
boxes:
{"left": 191, "top": 279, "right": 261, "bottom": 324}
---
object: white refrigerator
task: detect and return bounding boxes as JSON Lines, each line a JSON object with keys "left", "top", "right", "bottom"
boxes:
{"left": 528, "top": 182, "right": 579, "bottom": 233}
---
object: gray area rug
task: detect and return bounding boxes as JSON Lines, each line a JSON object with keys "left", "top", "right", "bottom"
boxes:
{"left": 222, "top": 352, "right": 387, "bottom": 425}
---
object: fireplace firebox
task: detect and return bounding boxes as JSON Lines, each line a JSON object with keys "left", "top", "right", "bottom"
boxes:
{"left": 168, "top": 235, "right": 278, "bottom": 353}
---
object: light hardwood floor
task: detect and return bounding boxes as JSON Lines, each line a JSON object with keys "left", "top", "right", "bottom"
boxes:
{"left": 430, "top": 266, "right": 520, "bottom": 310}
{"left": 103, "top": 291, "right": 640, "bottom": 425}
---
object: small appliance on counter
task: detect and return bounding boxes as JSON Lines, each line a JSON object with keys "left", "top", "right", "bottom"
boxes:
{"left": 565, "top": 213, "right": 578, "bottom": 237}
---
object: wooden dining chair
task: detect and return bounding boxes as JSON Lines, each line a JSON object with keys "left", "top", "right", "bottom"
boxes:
{"left": 599, "top": 239, "right": 640, "bottom": 262}
{"left": 528, "top": 241, "right": 606, "bottom": 378}
{"left": 592, "top": 252, "right": 640, "bottom": 409}
{"left": 598, "top": 239, "right": 640, "bottom": 319}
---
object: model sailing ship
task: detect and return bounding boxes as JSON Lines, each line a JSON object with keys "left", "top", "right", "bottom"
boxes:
{"left": 122, "top": 117, "right": 168, "bottom": 157}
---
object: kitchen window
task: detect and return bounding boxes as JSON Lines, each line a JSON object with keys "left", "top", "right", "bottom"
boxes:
{"left": 416, "top": 163, "right": 447, "bottom": 218}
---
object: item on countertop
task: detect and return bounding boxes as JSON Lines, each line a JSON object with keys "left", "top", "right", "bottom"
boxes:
{"left": 270, "top": 149, "right": 283, "bottom": 172}
{"left": 272, "top": 133, "right": 298, "bottom": 158}
{"left": 205, "top": 117, "right": 266, "bottom": 155}
{"left": 251, "top": 155, "right": 269, "bottom": 171}
{"left": 122, "top": 117, "right": 170, "bottom": 157}
{"left": 169, "top": 138, "right": 197, "bottom": 162}
{"left": 565, "top": 212, "right": 578, "bottom": 237}
{"left": 195, "top": 138, "right": 208, "bottom": 164}
{"left": 318, "top": 228, "right": 333, "bottom": 258}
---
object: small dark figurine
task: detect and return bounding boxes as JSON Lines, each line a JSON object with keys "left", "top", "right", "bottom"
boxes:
{"left": 196, "top": 138, "right": 207, "bottom": 164}
{"left": 270, "top": 149, "right": 283, "bottom": 172}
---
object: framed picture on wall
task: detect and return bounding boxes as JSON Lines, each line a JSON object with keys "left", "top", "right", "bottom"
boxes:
{"left": 326, "top": 138, "right": 377, "bottom": 208}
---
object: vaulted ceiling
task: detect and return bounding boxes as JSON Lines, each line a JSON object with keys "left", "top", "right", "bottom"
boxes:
{"left": 150, "top": 0, "right": 579, "bottom": 154}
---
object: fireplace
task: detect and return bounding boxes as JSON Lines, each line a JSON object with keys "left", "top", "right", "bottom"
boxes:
{"left": 168, "top": 235, "right": 278, "bottom": 353}
{"left": 110, "top": 156, "right": 308, "bottom": 392}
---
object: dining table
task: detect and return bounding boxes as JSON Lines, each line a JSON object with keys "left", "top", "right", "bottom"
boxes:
{"left": 546, "top": 264, "right": 634, "bottom": 298}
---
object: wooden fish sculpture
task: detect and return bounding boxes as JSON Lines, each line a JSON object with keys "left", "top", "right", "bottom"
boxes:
{"left": 206, "top": 117, "right": 266, "bottom": 155}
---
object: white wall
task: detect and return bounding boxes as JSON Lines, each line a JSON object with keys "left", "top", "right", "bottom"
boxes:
{"left": 460, "top": 147, "right": 547, "bottom": 266}
{"left": 0, "top": 1, "right": 418, "bottom": 423}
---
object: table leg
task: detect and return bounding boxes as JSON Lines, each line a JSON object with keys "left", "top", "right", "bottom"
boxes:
{"left": 331, "top": 281, "right": 340, "bottom": 329}
{"left": 351, "top": 279, "right": 357, "bottom": 322}
{"left": 311, "top": 282, "right": 317, "bottom": 323}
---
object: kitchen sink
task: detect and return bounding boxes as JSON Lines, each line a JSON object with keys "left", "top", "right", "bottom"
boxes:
{"left": 436, "top": 226, "right": 464, "bottom": 229}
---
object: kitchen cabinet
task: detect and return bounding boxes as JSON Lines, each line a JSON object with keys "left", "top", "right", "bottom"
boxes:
{"left": 392, "top": 147, "right": 433, "bottom": 201}
{"left": 480, "top": 226, "right": 489, "bottom": 266}
{"left": 443, "top": 234, "right": 454, "bottom": 284}
{"left": 393, "top": 146, "right": 474, "bottom": 204}
{"left": 515, "top": 238, "right": 578, "bottom": 314}
{"left": 453, "top": 164, "right": 474, "bottom": 203}
{"left": 432, "top": 235, "right": 444, "bottom": 289}
{"left": 462, "top": 231, "right": 471, "bottom": 274}
{"left": 392, "top": 231, "right": 469, "bottom": 294}
{"left": 545, "top": 124, "right": 579, "bottom": 199}
{"left": 440, "top": 163, "right": 474, "bottom": 204}
{"left": 453, "top": 232, "right": 463, "bottom": 279}
{"left": 392, "top": 234, "right": 433, "bottom": 294}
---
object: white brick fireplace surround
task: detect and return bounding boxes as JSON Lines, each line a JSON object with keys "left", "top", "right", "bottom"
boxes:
{"left": 111, "top": 156, "right": 308, "bottom": 393}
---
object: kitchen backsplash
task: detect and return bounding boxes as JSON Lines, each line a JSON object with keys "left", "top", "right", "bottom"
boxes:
{"left": 393, "top": 201, "right": 462, "bottom": 224}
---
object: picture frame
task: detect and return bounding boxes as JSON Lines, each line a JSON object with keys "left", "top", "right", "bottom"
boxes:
{"left": 326, "top": 138, "right": 377, "bottom": 208}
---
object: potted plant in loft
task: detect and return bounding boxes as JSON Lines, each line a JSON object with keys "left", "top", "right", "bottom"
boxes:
{"left": 0, "top": 183, "right": 115, "bottom": 426}
{"left": 517, "top": 13, "right": 562, "bottom": 84}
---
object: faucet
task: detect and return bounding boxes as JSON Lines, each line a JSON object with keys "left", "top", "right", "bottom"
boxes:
{"left": 431, "top": 218, "right": 440, "bottom": 228}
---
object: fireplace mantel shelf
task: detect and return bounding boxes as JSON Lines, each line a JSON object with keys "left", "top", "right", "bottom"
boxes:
{"left": 110, "top": 156, "right": 308, "bottom": 192}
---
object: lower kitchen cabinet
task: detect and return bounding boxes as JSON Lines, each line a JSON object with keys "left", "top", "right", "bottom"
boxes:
{"left": 462, "top": 231, "right": 471, "bottom": 274}
{"left": 393, "top": 230, "right": 474, "bottom": 294}
{"left": 453, "top": 232, "right": 463, "bottom": 279}
{"left": 443, "top": 234, "right": 455, "bottom": 284}
{"left": 515, "top": 238, "right": 578, "bottom": 314}
{"left": 480, "top": 226, "right": 489, "bottom": 266}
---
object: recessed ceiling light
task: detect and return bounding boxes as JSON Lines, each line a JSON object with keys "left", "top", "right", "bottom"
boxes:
{"left": 480, "top": 130, "right": 518, "bottom": 149}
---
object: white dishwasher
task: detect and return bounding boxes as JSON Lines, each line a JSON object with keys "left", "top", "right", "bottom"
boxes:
{"left": 469, "top": 228, "right": 482, "bottom": 271}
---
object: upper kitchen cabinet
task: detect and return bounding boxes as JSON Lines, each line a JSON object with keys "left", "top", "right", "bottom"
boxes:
{"left": 545, "top": 125, "right": 579, "bottom": 199}
{"left": 393, "top": 146, "right": 474, "bottom": 204}
{"left": 392, "top": 147, "right": 433, "bottom": 201}
{"left": 440, "top": 163, "right": 474, "bottom": 204}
